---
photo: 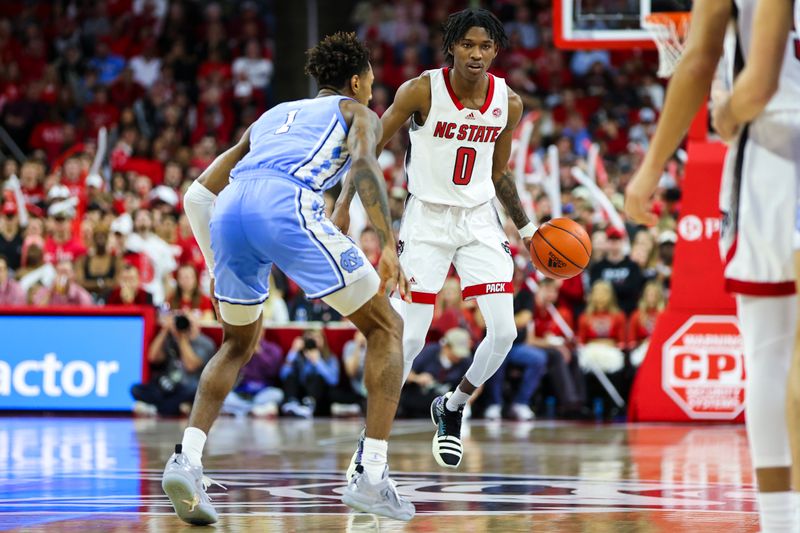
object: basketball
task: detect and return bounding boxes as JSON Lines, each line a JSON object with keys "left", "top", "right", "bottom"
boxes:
{"left": 529, "top": 218, "right": 592, "bottom": 280}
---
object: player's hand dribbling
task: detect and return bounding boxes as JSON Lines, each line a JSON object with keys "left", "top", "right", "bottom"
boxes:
{"left": 377, "top": 245, "right": 412, "bottom": 303}
{"left": 624, "top": 168, "right": 660, "bottom": 226}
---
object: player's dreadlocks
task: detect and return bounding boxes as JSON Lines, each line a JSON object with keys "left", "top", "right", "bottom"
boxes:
{"left": 442, "top": 8, "right": 509, "bottom": 65}
{"left": 305, "top": 31, "right": 370, "bottom": 90}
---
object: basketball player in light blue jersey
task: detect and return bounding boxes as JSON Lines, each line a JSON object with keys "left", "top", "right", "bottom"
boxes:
{"left": 161, "top": 33, "right": 415, "bottom": 524}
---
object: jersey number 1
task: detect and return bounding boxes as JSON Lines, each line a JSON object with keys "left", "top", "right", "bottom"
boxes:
{"left": 275, "top": 110, "right": 299, "bottom": 134}
{"left": 452, "top": 147, "right": 476, "bottom": 186}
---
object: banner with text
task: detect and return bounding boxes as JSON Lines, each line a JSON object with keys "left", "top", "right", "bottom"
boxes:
{"left": 0, "top": 315, "right": 145, "bottom": 410}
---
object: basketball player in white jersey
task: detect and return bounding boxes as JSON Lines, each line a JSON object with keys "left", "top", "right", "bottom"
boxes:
{"left": 713, "top": 0, "right": 800, "bottom": 527}
{"left": 626, "top": 0, "right": 800, "bottom": 529}
{"left": 334, "top": 8, "right": 535, "bottom": 469}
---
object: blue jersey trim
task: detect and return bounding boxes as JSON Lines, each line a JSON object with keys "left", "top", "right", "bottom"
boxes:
{"left": 289, "top": 115, "right": 338, "bottom": 176}
{"left": 306, "top": 283, "right": 347, "bottom": 300}
{"left": 214, "top": 293, "right": 270, "bottom": 306}
{"left": 334, "top": 96, "right": 353, "bottom": 134}
{"left": 318, "top": 154, "right": 351, "bottom": 191}
{"left": 294, "top": 188, "right": 346, "bottom": 293}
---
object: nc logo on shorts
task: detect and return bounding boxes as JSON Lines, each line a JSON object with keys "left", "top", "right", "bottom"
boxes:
{"left": 340, "top": 247, "right": 364, "bottom": 273}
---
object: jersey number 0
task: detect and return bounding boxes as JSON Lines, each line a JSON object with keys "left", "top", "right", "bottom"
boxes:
{"left": 452, "top": 147, "right": 477, "bottom": 185}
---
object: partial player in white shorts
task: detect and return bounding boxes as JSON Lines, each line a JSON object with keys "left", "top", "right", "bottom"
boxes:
{"left": 719, "top": 112, "right": 800, "bottom": 296}
{"left": 398, "top": 196, "right": 514, "bottom": 304}
{"left": 394, "top": 195, "right": 517, "bottom": 390}
{"left": 718, "top": 111, "right": 800, "bottom": 512}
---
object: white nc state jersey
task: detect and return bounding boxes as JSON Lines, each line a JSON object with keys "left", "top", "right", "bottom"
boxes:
{"left": 406, "top": 68, "right": 509, "bottom": 208}
{"left": 732, "top": 0, "right": 800, "bottom": 112}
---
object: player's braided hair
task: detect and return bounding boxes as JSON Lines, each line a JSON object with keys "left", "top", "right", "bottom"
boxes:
{"left": 305, "top": 31, "right": 370, "bottom": 90}
{"left": 442, "top": 8, "right": 509, "bottom": 65}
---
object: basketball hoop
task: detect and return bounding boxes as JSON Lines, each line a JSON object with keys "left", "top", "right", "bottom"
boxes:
{"left": 643, "top": 12, "right": 691, "bottom": 78}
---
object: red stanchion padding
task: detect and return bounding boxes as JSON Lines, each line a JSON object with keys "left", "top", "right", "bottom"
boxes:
{"left": 628, "top": 139, "right": 745, "bottom": 423}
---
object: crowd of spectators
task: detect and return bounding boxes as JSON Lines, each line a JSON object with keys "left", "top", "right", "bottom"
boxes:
{"left": 0, "top": 0, "right": 684, "bottom": 420}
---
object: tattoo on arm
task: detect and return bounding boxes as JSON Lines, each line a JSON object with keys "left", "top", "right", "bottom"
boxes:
{"left": 352, "top": 161, "right": 393, "bottom": 248}
{"left": 494, "top": 170, "right": 530, "bottom": 229}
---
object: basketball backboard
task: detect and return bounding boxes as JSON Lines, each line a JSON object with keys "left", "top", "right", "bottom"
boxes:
{"left": 553, "top": 0, "right": 692, "bottom": 49}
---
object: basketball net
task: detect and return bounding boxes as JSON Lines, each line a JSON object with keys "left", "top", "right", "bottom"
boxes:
{"left": 642, "top": 12, "right": 691, "bottom": 78}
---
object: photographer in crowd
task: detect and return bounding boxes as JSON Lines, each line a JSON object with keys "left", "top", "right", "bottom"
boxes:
{"left": 280, "top": 329, "right": 340, "bottom": 418}
{"left": 130, "top": 311, "right": 216, "bottom": 416}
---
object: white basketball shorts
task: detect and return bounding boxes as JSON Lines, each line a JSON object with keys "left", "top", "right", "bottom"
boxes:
{"left": 397, "top": 196, "right": 514, "bottom": 304}
{"left": 719, "top": 111, "right": 800, "bottom": 296}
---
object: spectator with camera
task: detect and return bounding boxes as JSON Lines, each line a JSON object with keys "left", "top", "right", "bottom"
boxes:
{"left": 280, "top": 329, "right": 341, "bottom": 418}
{"left": 131, "top": 310, "right": 216, "bottom": 416}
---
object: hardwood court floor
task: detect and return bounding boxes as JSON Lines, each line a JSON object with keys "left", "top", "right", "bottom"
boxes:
{"left": 0, "top": 416, "right": 758, "bottom": 532}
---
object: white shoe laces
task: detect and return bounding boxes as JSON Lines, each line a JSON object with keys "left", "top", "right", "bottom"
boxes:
{"left": 201, "top": 475, "right": 227, "bottom": 498}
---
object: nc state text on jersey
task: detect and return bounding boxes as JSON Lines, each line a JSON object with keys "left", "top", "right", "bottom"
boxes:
{"left": 433, "top": 122, "right": 503, "bottom": 143}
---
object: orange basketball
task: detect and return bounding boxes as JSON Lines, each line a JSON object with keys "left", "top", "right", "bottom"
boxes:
{"left": 529, "top": 218, "right": 592, "bottom": 280}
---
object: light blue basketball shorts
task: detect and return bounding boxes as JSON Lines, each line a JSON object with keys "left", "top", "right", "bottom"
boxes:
{"left": 210, "top": 176, "right": 374, "bottom": 307}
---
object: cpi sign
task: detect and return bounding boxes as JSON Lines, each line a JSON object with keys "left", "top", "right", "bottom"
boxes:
{"left": 662, "top": 316, "right": 745, "bottom": 420}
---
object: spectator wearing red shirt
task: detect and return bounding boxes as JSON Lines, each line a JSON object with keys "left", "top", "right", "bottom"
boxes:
{"left": 577, "top": 280, "right": 627, "bottom": 377}
{"left": 628, "top": 281, "right": 666, "bottom": 358}
{"left": 31, "top": 260, "right": 94, "bottom": 307}
{"left": 19, "top": 161, "right": 46, "bottom": 209}
{"left": 43, "top": 209, "right": 87, "bottom": 264}
{"left": 176, "top": 213, "right": 206, "bottom": 276}
{"left": 578, "top": 281, "right": 627, "bottom": 347}
{"left": 167, "top": 264, "right": 213, "bottom": 320}
{"left": 359, "top": 227, "right": 380, "bottom": 268}
{"left": 84, "top": 86, "right": 120, "bottom": 136}
{"left": 431, "top": 277, "right": 484, "bottom": 345}
{"left": 28, "top": 110, "right": 67, "bottom": 163}
{"left": 108, "top": 68, "right": 145, "bottom": 108}
{"left": 107, "top": 263, "right": 154, "bottom": 306}
{"left": 529, "top": 278, "right": 586, "bottom": 415}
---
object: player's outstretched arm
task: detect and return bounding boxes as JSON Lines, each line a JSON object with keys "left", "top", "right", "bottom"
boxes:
{"left": 713, "top": 0, "right": 793, "bottom": 139}
{"left": 184, "top": 125, "right": 252, "bottom": 314}
{"left": 331, "top": 76, "right": 428, "bottom": 232}
{"left": 491, "top": 90, "right": 535, "bottom": 246}
{"left": 196, "top": 125, "right": 253, "bottom": 194}
{"left": 345, "top": 102, "right": 411, "bottom": 301}
{"left": 625, "top": 0, "right": 730, "bottom": 225}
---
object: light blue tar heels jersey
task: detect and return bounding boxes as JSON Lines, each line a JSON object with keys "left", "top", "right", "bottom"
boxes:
{"left": 230, "top": 95, "right": 352, "bottom": 192}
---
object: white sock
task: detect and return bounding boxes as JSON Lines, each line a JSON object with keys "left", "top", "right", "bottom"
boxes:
{"left": 794, "top": 493, "right": 800, "bottom": 530}
{"left": 362, "top": 437, "right": 388, "bottom": 484}
{"left": 445, "top": 388, "right": 471, "bottom": 412}
{"left": 181, "top": 427, "right": 207, "bottom": 468}
{"left": 757, "top": 492, "right": 794, "bottom": 533}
